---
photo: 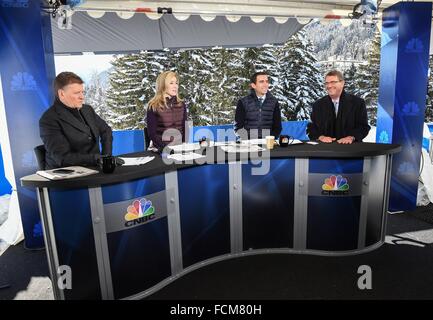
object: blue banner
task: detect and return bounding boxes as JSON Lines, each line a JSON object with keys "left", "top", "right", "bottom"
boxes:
{"left": 376, "top": 2, "right": 432, "bottom": 211}
{"left": 0, "top": 1, "right": 55, "bottom": 247}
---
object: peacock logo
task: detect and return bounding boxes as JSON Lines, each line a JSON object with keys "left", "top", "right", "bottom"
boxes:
{"left": 124, "top": 198, "right": 155, "bottom": 227}
{"left": 321, "top": 175, "right": 349, "bottom": 195}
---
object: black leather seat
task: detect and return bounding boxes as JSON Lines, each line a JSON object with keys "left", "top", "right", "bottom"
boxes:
{"left": 34, "top": 145, "right": 46, "bottom": 170}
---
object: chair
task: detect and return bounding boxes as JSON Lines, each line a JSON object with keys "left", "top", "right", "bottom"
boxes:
{"left": 34, "top": 145, "right": 46, "bottom": 170}
{"left": 143, "top": 127, "right": 150, "bottom": 150}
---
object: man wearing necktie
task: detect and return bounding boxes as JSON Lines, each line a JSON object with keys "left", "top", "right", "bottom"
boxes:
{"left": 39, "top": 72, "right": 113, "bottom": 169}
{"left": 307, "top": 70, "right": 370, "bottom": 144}
{"left": 234, "top": 72, "right": 282, "bottom": 139}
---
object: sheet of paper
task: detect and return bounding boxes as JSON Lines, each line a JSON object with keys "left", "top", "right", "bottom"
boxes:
{"left": 167, "top": 152, "right": 206, "bottom": 161}
{"left": 220, "top": 144, "right": 265, "bottom": 153}
{"left": 167, "top": 143, "right": 201, "bottom": 153}
{"left": 119, "top": 156, "right": 155, "bottom": 166}
{"left": 241, "top": 138, "right": 266, "bottom": 145}
{"left": 290, "top": 139, "right": 304, "bottom": 145}
{"left": 213, "top": 141, "right": 235, "bottom": 147}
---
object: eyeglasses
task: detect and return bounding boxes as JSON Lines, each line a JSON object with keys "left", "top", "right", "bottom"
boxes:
{"left": 325, "top": 80, "right": 342, "bottom": 86}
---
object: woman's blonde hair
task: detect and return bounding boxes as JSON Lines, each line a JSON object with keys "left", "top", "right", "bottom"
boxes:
{"left": 148, "top": 71, "right": 182, "bottom": 111}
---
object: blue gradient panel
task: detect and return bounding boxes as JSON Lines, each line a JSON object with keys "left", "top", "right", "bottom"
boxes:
{"left": 281, "top": 120, "right": 309, "bottom": 140}
{"left": 309, "top": 158, "right": 364, "bottom": 174}
{"left": 376, "top": 7, "right": 399, "bottom": 145}
{"left": 107, "top": 218, "right": 171, "bottom": 299}
{"left": 112, "top": 130, "right": 145, "bottom": 156}
{"left": 177, "top": 164, "right": 231, "bottom": 268}
{"left": 376, "top": 2, "right": 432, "bottom": 211}
{"left": 0, "top": 3, "right": 55, "bottom": 247}
{"left": 48, "top": 188, "right": 101, "bottom": 299}
{"left": 242, "top": 159, "right": 295, "bottom": 249}
{"left": 307, "top": 197, "right": 361, "bottom": 251}
{"left": 101, "top": 174, "right": 165, "bottom": 204}
{"left": 0, "top": 144, "right": 11, "bottom": 195}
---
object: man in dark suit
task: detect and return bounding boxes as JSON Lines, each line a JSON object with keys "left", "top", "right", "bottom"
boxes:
{"left": 39, "top": 72, "right": 113, "bottom": 169}
{"left": 307, "top": 70, "right": 370, "bottom": 144}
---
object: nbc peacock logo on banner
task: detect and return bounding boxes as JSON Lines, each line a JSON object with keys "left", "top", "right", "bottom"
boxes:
{"left": 321, "top": 175, "right": 350, "bottom": 195}
{"left": 124, "top": 198, "right": 155, "bottom": 227}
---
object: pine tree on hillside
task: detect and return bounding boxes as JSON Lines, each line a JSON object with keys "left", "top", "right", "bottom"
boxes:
{"left": 425, "top": 54, "right": 433, "bottom": 123}
{"left": 106, "top": 53, "right": 146, "bottom": 130}
{"left": 305, "top": 19, "right": 375, "bottom": 61}
{"left": 137, "top": 50, "right": 170, "bottom": 128}
{"left": 240, "top": 47, "right": 261, "bottom": 92}
{"left": 85, "top": 70, "right": 108, "bottom": 121}
{"left": 354, "top": 28, "right": 381, "bottom": 126}
{"left": 238, "top": 46, "right": 280, "bottom": 94}
{"left": 273, "top": 43, "right": 292, "bottom": 121}
{"left": 254, "top": 44, "right": 280, "bottom": 91}
{"left": 172, "top": 49, "right": 216, "bottom": 126}
{"left": 277, "top": 29, "right": 323, "bottom": 120}
{"left": 208, "top": 47, "right": 245, "bottom": 125}
{"left": 344, "top": 63, "right": 358, "bottom": 95}
{"left": 106, "top": 51, "right": 169, "bottom": 130}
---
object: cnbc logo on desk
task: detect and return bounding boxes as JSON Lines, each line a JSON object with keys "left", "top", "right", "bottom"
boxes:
{"left": 124, "top": 198, "right": 155, "bottom": 227}
{"left": 321, "top": 175, "right": 350, "bottom": 195}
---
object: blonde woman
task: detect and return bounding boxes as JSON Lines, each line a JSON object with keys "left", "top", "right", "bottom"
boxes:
{"left": 146, "top": 71, "right": 187, "bottom": 151}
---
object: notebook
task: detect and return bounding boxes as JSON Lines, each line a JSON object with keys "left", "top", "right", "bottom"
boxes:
{"left": 36, "top": 166, "right": 99, "bottom": 180}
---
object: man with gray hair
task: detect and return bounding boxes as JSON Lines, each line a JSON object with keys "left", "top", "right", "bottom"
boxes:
{"left": 307, "top": 70, "right": 370, "bottom": 144}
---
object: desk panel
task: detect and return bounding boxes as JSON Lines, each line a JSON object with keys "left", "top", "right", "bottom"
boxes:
{"left": 242, "top": 159, "right": 295, "bottom": 250}
{"left": 48, "top": 188, "right": 101, "bottom": 300}
{"left": 178, "top": 164, "right": 231, "bottom": 268}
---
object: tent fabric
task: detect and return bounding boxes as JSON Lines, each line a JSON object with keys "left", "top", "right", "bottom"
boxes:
{"left": 51, "top": 11, "right": 304, "bottom": 53}
{"left": 52, "top": 12, "right": 163, "bottom": 53}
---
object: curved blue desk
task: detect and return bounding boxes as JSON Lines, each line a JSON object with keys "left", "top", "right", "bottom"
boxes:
{"left": 21, "top": 142, "right": 400, "bottom": 300}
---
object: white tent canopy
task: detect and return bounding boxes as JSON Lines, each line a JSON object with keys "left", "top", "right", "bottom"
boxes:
{"left": 49, "top": 0, "right": 415, "bottom": 54}
{"left": 63, "top": 0, "right": 406, "bottom": 19}
{"left": 51, "top": 11, "right": 305, "bottom": 53}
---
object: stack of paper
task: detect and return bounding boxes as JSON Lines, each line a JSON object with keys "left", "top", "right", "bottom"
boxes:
{"left": 167, "top": 143, "right": 201, "bottom": 153}
{"left": 241, "top": 138, "right": 266, "bottom": 145}
{"left": 167, "top": 153, "right": 206, "bottom": 161}
{"left": 220, "top": 144, "right": 265, "bottom": 153}
{"left": 36, "top": 166, "right": 99, "bottom": 180}
{"left": 213, "top": 141, "right": 234, "bottom": 147}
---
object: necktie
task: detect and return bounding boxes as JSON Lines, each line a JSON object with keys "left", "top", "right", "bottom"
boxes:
{"left": 258, "top": 97, "right": 264, "bottom": 107}
{"left": 333, "top": 101, "right": 339, "bottom": 116}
